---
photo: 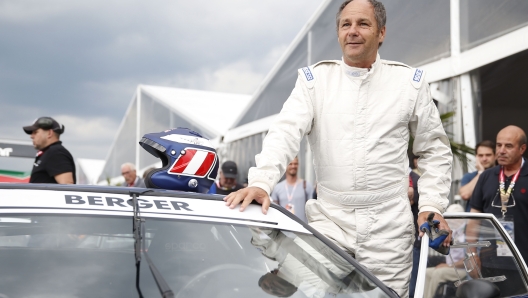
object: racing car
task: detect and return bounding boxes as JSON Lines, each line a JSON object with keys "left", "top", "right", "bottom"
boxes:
{"left": 0, "top": 128, "right": 525, "bottom": 297}
{"left": 0, "top": 183, "right": 399, "bottom": 298}
{"left": 0, "top": 185, "right": 526, "bottom": 298}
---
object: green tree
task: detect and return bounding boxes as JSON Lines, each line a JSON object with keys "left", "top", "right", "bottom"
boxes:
{"left": 440, "top": 111, "right": 475, "bottom": 170}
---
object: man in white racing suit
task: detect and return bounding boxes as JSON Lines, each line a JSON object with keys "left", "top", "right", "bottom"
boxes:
{"left": 225, "top": 0, "right": 453, "bottom": 296}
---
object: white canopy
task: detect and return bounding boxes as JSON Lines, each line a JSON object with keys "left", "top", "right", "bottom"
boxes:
{"left": 98, "top": 85, "right": 250, "bottom": 183}
{"left": 77, "top": 158, "right": 105, "bottom": 185}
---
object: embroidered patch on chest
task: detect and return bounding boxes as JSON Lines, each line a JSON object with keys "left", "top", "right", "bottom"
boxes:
{"left": 302, "top": 67, "right": 314, "bottom": 81}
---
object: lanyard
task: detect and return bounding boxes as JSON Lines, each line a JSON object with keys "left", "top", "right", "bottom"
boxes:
{"left": 499, "top": 159, "right": 524, "bottom": 216}
{"left": 284, "top": 181, "right": 299, "bottom": 203}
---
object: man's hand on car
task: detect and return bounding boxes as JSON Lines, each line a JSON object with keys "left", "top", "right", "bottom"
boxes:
{"left": 417, "top": 212, "right": 452, "bottom": 248}
{"left": 224, "top": 186, "right": 271, "bottom": 214}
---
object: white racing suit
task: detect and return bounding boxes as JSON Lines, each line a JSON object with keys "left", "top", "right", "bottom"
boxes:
{"left": 248, "top": 53, "right": 452, "bottom": 297}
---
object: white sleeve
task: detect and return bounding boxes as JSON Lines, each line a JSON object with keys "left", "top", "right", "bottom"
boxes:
{"left": 409, "top": 78, "right": 452, "bottom": 214}
{"left": 248, "top": 73, "right": 315, "bottom": 195}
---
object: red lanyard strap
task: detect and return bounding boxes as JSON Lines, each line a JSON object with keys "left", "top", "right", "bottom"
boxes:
{"left": 499, "top": 159, "right": 524, "bottom": 214}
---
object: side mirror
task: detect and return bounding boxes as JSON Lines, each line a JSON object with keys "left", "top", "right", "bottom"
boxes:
{"left": 456, "top": 279, "right": 500, "bottom": 298}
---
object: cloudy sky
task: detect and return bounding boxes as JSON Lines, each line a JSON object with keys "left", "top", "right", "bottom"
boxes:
{"left": 0, "top": 0, "right": 323, "bottom": 170}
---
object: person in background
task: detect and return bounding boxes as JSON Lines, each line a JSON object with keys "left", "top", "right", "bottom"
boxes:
{"left": 408, "top": 174, "right": 414, "bottom": 203}
{"left": 142, "top": 167, "right": 155, "bottom": 180}
{"left": 411, "top": 154, "right": 422, "bottom": 176}
{"left": 271, "top": 156, "right": 314, "bottom": 223}
{"left": 23, "top": 117, "right": 76, "bottom": 184}
{"left": 212, "top": 161, "right": 244, "bottom": 195}
{"left": 468, "top": 126, "right": 528, "bottom": 297}
{"left": 459, "top": 140, "right": 496, "bottom": 211}
{"left": 121, "top": 162, "right": 145, "bottom": 187}
{"left": 408, "top": 169, "right": 421, "bottom": 297}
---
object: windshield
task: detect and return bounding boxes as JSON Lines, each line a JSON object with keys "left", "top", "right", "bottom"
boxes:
{"left": 422, "top": 217, "right": 528, "bottom": 298}
{"left": 0, "top": 214, "right": 390, "bottom": 298}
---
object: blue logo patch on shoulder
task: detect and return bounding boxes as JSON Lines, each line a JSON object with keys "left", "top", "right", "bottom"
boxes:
{"left": 413, "top": 69, "right": 423, "bottom": 82}
{"left": 302, "top": 67, "right": 314, "bottom": 81}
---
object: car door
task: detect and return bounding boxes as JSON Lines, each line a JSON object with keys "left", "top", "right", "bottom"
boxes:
{"left": 414, "top": 212, "right": 528, "bottom": 298}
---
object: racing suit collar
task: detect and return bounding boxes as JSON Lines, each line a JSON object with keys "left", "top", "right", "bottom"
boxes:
{"left": 340, "top": 53, "right": 380, "bottom": 80}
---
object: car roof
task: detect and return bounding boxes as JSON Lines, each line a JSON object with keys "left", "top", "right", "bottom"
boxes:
{"left": 0, "top": 183, "right": 310, "bottom": 234}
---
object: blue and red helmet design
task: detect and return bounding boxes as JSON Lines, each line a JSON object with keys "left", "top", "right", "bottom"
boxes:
{"left": 139, "top": 127, "right": 218, "bottom": 193}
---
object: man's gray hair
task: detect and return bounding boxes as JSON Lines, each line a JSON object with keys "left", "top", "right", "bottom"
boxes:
{"left": 336, "top": 0, "right": 387, "bottom": 33}
{"left": 121, "top": 162, "right": 136, "bottom": 171}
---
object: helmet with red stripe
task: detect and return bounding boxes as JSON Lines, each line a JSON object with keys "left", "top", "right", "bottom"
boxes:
{"left": 139, "top": 128, "right": 219, "bottom": 193}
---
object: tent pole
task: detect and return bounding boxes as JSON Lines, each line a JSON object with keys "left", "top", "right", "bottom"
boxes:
{"left": 450, "top": 0, "right": 460, "bottom": 57}
{"left": 450, "top": 0, "right": 461, "bottom": 79}
{"left": 460, "top": 73, "right": 476, "bottom": 149}
{"left": 136, "top": 86, "right": 141, "bottom": 171}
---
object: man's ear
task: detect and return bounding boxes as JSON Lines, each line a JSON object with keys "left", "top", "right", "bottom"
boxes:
{"left": 520, "top": 144, "right": 526, "bottom": 155}
{"left": 378, "top": 26, "right": 386, "bottom": 43}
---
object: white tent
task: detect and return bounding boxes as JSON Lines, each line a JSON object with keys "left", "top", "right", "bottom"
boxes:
{"left": 76, "top": 158, "right": 105, "bottom": 185}
{"left": 98, "top": 85, "right": 251, "bottom": 184}
{"left": 221, "top": 0, "right": 528, "bottom": 198}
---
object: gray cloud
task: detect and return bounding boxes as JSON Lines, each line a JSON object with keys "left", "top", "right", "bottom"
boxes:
{"left": 0, "top": 0, "right": 322, "bottom": 164}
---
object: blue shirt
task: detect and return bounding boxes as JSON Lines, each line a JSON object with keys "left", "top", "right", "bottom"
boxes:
{"left": 461, "top": 171, "right": 478, "bottom": 212}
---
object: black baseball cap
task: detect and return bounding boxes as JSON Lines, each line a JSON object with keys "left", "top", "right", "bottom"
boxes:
{"left": 221, "top": 161, "right": 238, "bottom": 179}
{"left": 23, "top": 117, "right": 65, "bottom": 135}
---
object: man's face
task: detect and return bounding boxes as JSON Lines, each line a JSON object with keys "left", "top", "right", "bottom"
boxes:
{"left": 30, "top": 128, "right": 50, "bottom": 150}
{"left": 496, "top": 131, "right": 526, "bottom": 167}
{"left": 219, "top": 171, "right": 236, "bottom": 189}
{"left": 476, "top": 146, "right": 496, "bottom": 169}
{"left": 287, "top": 158, "right": 299, "bottom": 177}
{"left": 121, "top": 166, "right": 137, "bottom": 184}
{"left": 337, "top": 0, "right": 385, "bottom": 67}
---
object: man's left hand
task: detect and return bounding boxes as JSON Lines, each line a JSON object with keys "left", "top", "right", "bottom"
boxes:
{"left": 417, "top": 212, "right": 452, "bottom": 248}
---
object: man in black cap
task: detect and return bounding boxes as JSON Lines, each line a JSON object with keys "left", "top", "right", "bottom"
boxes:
{"left": 213, "top": 161, "right": 244, "bottom": 195}
{"left": 23, "top": 117, "right": 76, "bottom": 184}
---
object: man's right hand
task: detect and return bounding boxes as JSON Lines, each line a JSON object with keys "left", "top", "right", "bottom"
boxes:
{"left": 475, "top": 159, "right": 484, "bottom": 173}
{"left": 224, "top": 186, "right": 271, "bottom": 214}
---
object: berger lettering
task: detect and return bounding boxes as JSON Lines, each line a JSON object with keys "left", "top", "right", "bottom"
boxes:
{"left": 154, "top": 200, "right": 171, "bottom": 210}
{"left": 65, "top": 195, "right": 84, "bottom": 204}
{"left": 171, "top": 201, "right": 193, "bottom": 211}
{"left": 106, "top": 197, "right": 126, "bottom": 207}
{"left": 126, "top": 198, "right": 153, "bottom": 209}
{"left": 64, "top": 194, "right": 193, "bottom": 212}
{"left": 87, "top": 196, "right": 104, "bottom": 206}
